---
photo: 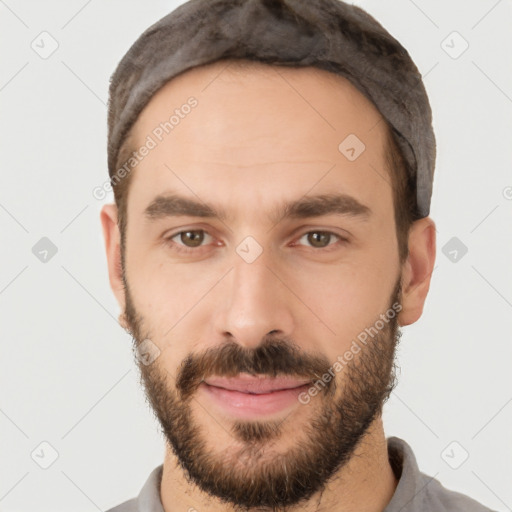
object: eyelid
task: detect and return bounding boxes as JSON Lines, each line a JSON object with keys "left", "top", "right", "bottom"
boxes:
{"left": 163, "top": 223, "right": 217, "bottom": 241}
{"left": 165, "top": 228, "right": 216, "bottom": 252}
{"left": 288, "top": 223, "right": 350, "bottom": 241}
{"left": 169, "top": 229, "right": 214, "bottom": 244}
{"left": 292, "top": 230, "right": 347, "bottom": 250}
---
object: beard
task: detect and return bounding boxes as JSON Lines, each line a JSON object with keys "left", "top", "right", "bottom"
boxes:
{"left": 123, "top": 275, "right": 402, "bottom": 512}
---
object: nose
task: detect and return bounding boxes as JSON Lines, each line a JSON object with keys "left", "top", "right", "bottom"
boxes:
{"left": 214, "top": 249, "right": 296, "bottom": 349}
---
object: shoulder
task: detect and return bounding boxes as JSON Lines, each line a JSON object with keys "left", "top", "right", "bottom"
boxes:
{"left": 416, "top": 471, "right": 495, "bottom": 512}
{"left": 105, "top": 497, "right": 138, "bottom": 512}
{"left": 104, "top": 464, "right": 164, "bottom": 512}
{"left": 386, "top": 437, "right": 496, "bottom": 512}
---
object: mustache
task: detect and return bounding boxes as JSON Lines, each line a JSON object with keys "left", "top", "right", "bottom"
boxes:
{"left": 176, "top": 337, "right": 335, "bottom": 401}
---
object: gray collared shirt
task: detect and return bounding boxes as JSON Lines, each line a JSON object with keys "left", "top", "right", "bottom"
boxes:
{"left": 106, "top": 436, "right": 494, "bottom": 511}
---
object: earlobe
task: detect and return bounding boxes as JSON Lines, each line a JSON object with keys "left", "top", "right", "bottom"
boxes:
{"left": 398, "top": 217, "right": 437, "bottom": 327}
{"left": 100, "top": 204, "right": 126, "bottom": 313}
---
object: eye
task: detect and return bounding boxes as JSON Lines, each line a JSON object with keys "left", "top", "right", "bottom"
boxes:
{"left": 295, "top": 230, "right": 345, "bottom": 250}
{"left": 165, "top": 229, "right": 214, "bottom": 252}
{"left": 163, "top": 228, "right": 346, "bottom": 255}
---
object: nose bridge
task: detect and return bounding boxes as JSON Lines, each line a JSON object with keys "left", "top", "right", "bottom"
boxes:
{"left": 216, "top": 246, "right": 295, "bottom": 348}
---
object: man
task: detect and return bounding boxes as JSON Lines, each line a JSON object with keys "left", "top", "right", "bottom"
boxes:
{"left": 101, "top": 0, "right": 494, "bottom": 511}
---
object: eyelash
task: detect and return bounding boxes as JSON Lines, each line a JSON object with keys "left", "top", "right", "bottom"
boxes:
{"left": 164, "top": 229, "right": 347, "bottom": 254}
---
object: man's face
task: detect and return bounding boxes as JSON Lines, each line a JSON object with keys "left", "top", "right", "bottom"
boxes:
{"left": 119, "top": 60, "right": 404, "bottom": 508}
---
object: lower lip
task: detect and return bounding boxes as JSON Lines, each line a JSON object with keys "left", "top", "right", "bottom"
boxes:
{"left": 199, "top": 382, "right": 311, "bottom": 419}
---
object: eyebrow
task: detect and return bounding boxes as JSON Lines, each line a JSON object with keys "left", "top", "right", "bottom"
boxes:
{"left": 144, "top": 192, "right": 371, "bottom": 224}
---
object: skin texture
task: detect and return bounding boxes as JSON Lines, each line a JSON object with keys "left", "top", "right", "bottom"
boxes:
{"left": 101, "top": 60, "right": 436, "bottom": 512}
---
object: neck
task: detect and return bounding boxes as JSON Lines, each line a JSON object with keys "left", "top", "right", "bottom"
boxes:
{"left": 160, "top": 416, "right": 398, "bottom": 512}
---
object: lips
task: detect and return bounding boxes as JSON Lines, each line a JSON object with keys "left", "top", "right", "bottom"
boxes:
{"left": 199, "top": 374, "right": 313, "bottom": 419}
{"left": 203, "top": 373, "right": 312, "bottom": 394}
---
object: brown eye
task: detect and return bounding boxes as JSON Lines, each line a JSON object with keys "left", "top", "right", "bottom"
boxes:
{"left": 164, "top": 229, "right": 215, "bottom": 254}
{"left": 298, "top": 231, "right": 342, "bottom": 249}
{"left": 177, "top": 230, "right": 206, "bottom": 247}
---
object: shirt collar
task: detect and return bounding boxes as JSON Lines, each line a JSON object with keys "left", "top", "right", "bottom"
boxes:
{"left": 383, "top": 436, "right": 428, "bottom": 512}
{"left": 137, "top": 464, "right": 164, "bottom": 512}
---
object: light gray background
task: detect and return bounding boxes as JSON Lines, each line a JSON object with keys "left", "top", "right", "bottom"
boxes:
{"left": 1, "top": 1, "right": 511, "bottom": 511}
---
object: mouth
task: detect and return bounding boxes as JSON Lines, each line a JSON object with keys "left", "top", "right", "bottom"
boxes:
{"left": 204, "top": 374, "right": 312, "bottom": 393}
{"left": 199, "top": 374, "right": 312, "bottom": 419}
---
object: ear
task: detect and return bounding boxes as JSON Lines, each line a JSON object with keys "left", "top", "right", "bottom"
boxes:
{"left": 100, "top": 204, "right": 127, "bottom": 323}
{"left": 398, "top": 216, "right": 436, "bottom": 326}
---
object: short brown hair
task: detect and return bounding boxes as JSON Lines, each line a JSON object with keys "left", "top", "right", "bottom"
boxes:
{"left": 385, "top": 125, "right": 418, "bottom": 263}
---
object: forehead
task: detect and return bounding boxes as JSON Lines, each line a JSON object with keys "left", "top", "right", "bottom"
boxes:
{"left": 125, "top": 59, "right": 393, "bottom": 222}
{"left": 130, "top": 58, "right": 389, "bottom": 148}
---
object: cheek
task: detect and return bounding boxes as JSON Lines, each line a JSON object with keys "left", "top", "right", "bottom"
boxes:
{"left": 126, "top": 252, "right": 223, "bottom": 342}
{"left": 285, "top": 253, "right": 397, "bottom": 348}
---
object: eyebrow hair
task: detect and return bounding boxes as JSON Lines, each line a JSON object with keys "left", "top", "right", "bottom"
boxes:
{"left": 144, "top": 192, "right": 371, "bottom": 224}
